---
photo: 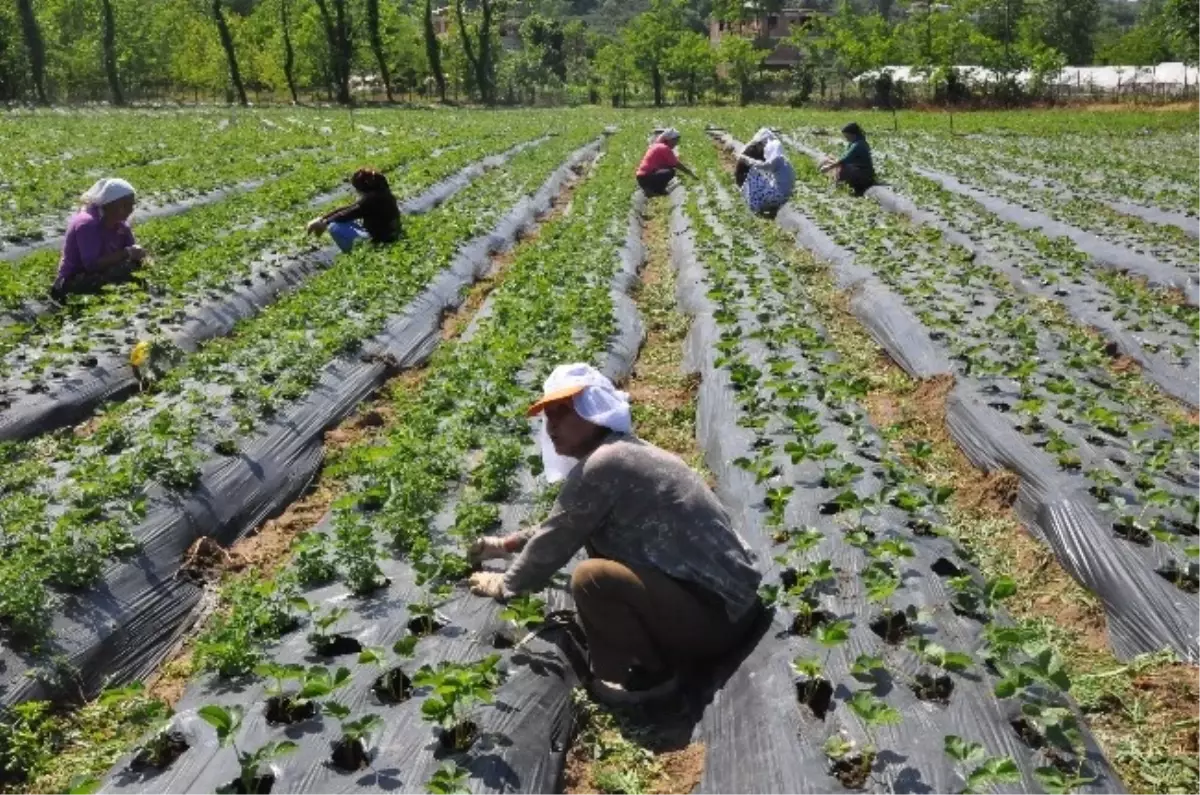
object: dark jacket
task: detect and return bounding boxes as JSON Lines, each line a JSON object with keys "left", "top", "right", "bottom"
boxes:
{"left": 322, "top": 189, "right": 402, "bottom": 243}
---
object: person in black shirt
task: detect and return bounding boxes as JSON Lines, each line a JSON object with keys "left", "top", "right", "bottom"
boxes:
{"left": 820, "top": 122, "right": 876, "bottom": 197}
{"left": 306, "top": 168, "right": 402, "bottom": 252}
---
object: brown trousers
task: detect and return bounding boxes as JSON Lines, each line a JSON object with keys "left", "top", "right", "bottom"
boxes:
{"left": 569, "top": 557, "right": 755, "bottom": 681}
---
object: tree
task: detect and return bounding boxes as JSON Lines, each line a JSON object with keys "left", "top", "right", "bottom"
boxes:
{"left": 366, "top": 0, "right": 394, "bottom": 100}
{"left": 665, "top": 30, "right": 715, "bottom": 104}
{"left": 16, "top": 0, "right": 46, "bottom": 103}
{"left": 279, "top": 0, "right": 299, "bottom": 103}
{"left": 520, "top": 13, "right": 566, "bottom": 82}
{"left": 100, "top": 0, "right": 124, "bottom": 105}
{"left": 1023, "top": 0, "right": 1098, "bottom": 65}
{"left": 454, "top": 0, "right": 499, "bottom": 104}
{"left": 212, "top": 0, "right": 247, "bottom": 104}
{"left": 624, "top": 0, "right": 685, "bottom": 106}
{"left": 424, "top": 0, "right": 446, "bottom": 101}
{"left": 719, "top": 34, "right": 767, "bottom": 105}
{"left": 1162, "top": 0, "right": 1199, "bottom": 64}
{"left": 313, "top": 0, "right": 352, "bottom": 104}
{"left": 594, "top": 39, "right": 635, "bottom": 105}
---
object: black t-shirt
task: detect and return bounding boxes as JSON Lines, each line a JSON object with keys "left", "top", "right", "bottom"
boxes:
{"left": 323, "top": 189, "right": 402, "bottom": 243}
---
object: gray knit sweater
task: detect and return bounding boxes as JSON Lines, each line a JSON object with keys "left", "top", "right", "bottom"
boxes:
{"left": 503, "top": 433, "right": 762, "bottom": 620}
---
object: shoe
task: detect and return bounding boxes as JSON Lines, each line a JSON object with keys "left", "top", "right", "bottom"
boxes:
{"left": 589, "top": 667, "right": 679, "bottom": 706}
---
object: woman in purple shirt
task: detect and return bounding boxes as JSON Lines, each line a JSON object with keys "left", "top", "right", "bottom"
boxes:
{"left": 50, "top": 178, "right": 147, "bottom": 302}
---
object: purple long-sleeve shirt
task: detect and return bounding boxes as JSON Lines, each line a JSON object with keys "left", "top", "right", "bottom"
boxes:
{"left": 57, "top": 205, "right": 135, "bottom": 282}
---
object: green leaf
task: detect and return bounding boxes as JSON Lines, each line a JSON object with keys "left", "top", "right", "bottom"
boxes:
{"left": 943, "top": 735, "right": 985, "bottom": 764}
{"left": 393, "top": 635, "right": 419, "bottom": 657}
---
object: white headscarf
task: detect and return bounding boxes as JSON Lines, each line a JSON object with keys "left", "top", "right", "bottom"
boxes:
{"left": 81, "top": 178, "right": 135, "bottom": 208}
{"left": 529, "top": 363, "right": 632, "bottom": 483}
{"left": 746, "top": 128, "right": 784, "bottom": 164}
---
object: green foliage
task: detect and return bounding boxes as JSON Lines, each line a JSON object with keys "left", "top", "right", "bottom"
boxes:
{"left": 943, "top": 735, "right": 1020, "bottom": 794}
{"left": 499, "top": 593, "right": 547, "bottom": 631}
{"left": 427, "top": 760, "right": 471, "bottom": 794}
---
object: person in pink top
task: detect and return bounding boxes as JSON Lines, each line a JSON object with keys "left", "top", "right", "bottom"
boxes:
{"left": 50, "top": 178, "right": 148, "bottom": 302}
{"left": 635, "top": 128, "right": 695, "bottom": 197}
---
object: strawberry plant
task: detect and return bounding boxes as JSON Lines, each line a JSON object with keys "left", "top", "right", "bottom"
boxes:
{"left": 414, "top": 655, "right": 502, "bottom": 752}
{"left": 943, "top": 736, "right": 1020, "bottom": 795}
{"left": 198, "top": 704, "right": 297, "bottom": 794}
{"left": 322, "top": 702, "right": 383, "bottom": 772}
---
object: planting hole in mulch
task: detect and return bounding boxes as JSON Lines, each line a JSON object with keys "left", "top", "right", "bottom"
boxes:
{"left": 869, "top": 610, "right": 912, "bottom": 644}
{"left": 1156, "top": 564, "right": 1199, "bottom": 594}
{"left": 331, "top": 738, "right": 369, "bottom": 772}
{"left": 780, "top": 568, "right": 800, "bottom": 590}
{"left": 130, "top": 730, "right": 189, "bottom": 771}
{"left": 373, "top": 668, "right": 413, "bottom": 704}
{"left": 1112, "top": 519, "right": 1153, "bottom": 546}
{"left": 493, "top": 630, "right": 516, "bottom": 649}
{"left": 791, "top": 609, "right": 836, "bottom": 637}
{"left": 312, "top": 634, "right": 363, "bottom": 657}
{"left": 407, "top": 616, "right": 446, "bottom": 637}
{"left": 219, "top": 774, "right": 275, "bottom": 794}
{"left": 819, "top": 500, "right": 846, "bottom": 515}
{"left": 265, "top": 696, "right": 316, "bottom": 725}
{"left": 911, "top": 673, "right": 954, "bottom": 703}
{"left": 1171, "top": 519, "right": 1198, "bottom": 537}
{"left": 829, "top": 753, "right": 871, "bottom": 790}
{"left": 795, "top": 676, "right": 834, "bottom": 719}
{"left": 438, "top": 720, "right": 479, "bottom": 752}
{"left": 987, "top": 402, "right": 1011, "bottom": 413}
{"left": 907, "top": 519, "right": 937, "bottom": 537}
{"left": 1011, "top": 717, "right": 1045, "bottom": 749}
{"left": 931, "top": 557, "right": 964, "bottom": 578}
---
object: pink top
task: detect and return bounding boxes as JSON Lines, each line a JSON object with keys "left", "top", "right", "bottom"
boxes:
{"left": 636, "top": 142, "right": 681, "bottom": 177}
{"left": 57, "top": 205, "right": 135, "bottom": 281}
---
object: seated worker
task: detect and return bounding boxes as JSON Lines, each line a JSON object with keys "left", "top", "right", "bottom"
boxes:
{"left": 635, "top": 128, "right": 696, "bottom": 197}
{"left": 468, "top": 363, "right": 763, "bottom": 705}
{"left": 50, "top": 178, "right": 147, "bottom": 302}
{"left": 820, "top": 122, "right": 876, "bottom": 197}
{"left": 736, "top": 128, "right": 795, "bottom": 217}
{"left": 305, "top": 168, "right": 402, "bottom": 252}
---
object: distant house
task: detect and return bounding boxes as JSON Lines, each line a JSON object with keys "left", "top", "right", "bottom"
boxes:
{"left": 709, "top": 2, "right": 824, "bottom": 71}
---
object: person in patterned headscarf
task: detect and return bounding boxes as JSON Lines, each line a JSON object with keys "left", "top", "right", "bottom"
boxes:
{"left": 468, "top": 363, "right": 763, "bottom": 705}
{"left": 736, "top": 127, "right": 795, "bottom": 217}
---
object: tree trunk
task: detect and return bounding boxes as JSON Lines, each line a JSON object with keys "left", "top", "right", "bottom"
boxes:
{"left": 478, "top": 0, "right": 494, "bottom": 105}
{"left": 453, "top": 0, "right": 480, "bottom": 102}
{"left": 100, "top": 0, "right": 124, "bottom": 105}
{"left": 423, "top": 0, "right": 446, "bottom": 102}
{"left": 281, "top": 0, "right": 299, "bottom": 104}
{"left": 651, "top": 65, "right": 663, "bottom": 106}
{"left": 16, "top": 0, "right": 47, "bottom": 104}
{"left": 314, "top": 0, "right": 352, "bottom": 104}
{"left": 366, "top": 0, "right": 393, "bottom": 101}
{"left": 212, "top": 0, "right": 247, "bottom": 106}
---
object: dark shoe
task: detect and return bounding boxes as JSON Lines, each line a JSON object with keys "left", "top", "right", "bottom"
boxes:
{"left": 590, "top": 667, "right": 679, "bottom": 706}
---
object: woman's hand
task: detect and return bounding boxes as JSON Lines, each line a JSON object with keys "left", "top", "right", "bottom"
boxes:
{"left": 468, "top": 536, "right": 511, "bottom": 564}
{"left": 468, "top": 571, "right": 508, "bottom": 600}
{"left": 126, "top": 245, "right": 147, "bottom": 263}
{"left": 305, "top": 217, "right": 327, "bottom": 235}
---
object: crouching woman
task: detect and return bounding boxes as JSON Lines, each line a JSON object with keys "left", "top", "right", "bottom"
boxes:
{"left": 468, "top": 363, "right": 763, "bottom": 704}
{"left": 306, "top": 168, "right": 402, "bottom": 252}
{"left": 50, "top": 178, "right": 147, "bottom": 302}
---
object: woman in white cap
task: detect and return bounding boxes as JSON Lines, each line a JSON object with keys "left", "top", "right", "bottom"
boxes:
{"left": 634, "top": 128, "right": 696, "bottom": 197}
{"left": 50, "top": 178, "right": 147, "bottom": 302}
{"left": 468, "top": 363, "right": 763, "bottom": 705}
{"left": 736, "top": 128, "right": 794, "bottom": 217}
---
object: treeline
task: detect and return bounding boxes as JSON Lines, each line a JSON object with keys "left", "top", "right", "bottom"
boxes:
{"left": 0, "top": 0, "right": 1196, "bottom": 107}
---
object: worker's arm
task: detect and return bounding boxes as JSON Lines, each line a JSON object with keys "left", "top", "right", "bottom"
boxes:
{"left": 502, "top": 461, "right": 615, "bottom": 595}
{"left": 676, "top": 161, "right": 697, "bottom": 179}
